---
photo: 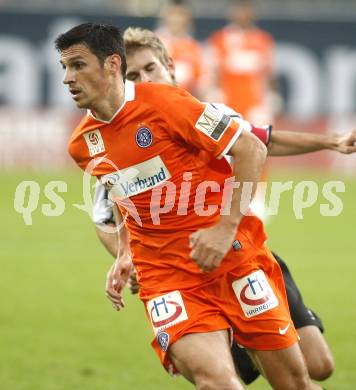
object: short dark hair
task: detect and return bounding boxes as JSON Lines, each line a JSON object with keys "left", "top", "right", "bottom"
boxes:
{"left": 54, "top": 23, "right": 127, "bottom": 77}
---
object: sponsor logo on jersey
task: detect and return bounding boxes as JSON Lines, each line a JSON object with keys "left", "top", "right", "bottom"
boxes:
{"left": 195, "top": 104, "right": 231, "bottom": 141}
{"left": 157, "top": 331, "right": 170, "bottom": 352}
{"left": 147, "top": 291, "right": 188, "bottom": 335}
{"left": 136, "top": 127, "right": 153, "bottom": 148}
{"left": 83, "top": 129, "right": 105, "bottom": 156}
{"left": 232, "top": 270, "right": 278, "bottom": 318}
{"left": 278, "top": 323, "right": 291, "bottom": 335}
{"left": 101, "top": 156, "right": 171, "bottom": 199}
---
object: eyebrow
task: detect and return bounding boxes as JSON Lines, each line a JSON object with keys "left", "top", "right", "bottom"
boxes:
{"left": 127, "top": 62, "right": 156, "bottom": 73}
{"left": 144, "top": 62, "right": 156, "bottom": 68}
{"left": 60, "top": 55, "right": 85, "bottom": 65}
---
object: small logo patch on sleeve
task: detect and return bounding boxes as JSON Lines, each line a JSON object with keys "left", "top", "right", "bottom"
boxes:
{"left": 232, "top": 270, "right": 279, "bottom": 318}
{"left": 195, "top": 104, "right": 231, "bottom": 141}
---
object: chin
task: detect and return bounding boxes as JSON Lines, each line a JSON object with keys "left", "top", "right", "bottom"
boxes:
{"left": 76, "top": 100, "right": 88, "bottom": 109}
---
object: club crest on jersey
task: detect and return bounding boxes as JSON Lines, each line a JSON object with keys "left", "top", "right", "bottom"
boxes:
{"left": 232, "top": 270, "right": 278, "bottom": 318}
{"left": 136, "top": 127, "right": 153, "bottom": 148}
{"left": 195, "top": 104, "right": 231, "bottom": 141}
{"left": 83, "top": 129, "right": 105, "bottom": 156}
{"left": 157, "top": 331, "right": 170, "bottom": 352}
{"left": 147, "top": 291, "right": 188, "bottom": 335}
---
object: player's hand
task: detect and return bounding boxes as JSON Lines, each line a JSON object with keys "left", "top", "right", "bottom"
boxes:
{"left": 105, "top": 253, "right": 133, "bottom": 311}
{"left": 127, "top": 269, "right": 139, "bottom": 294}
{"left": 189, "top": 221, "right": 236, "bottom": 272}
{"left": 334, "top": 129, "right": 356, "bottom": 154}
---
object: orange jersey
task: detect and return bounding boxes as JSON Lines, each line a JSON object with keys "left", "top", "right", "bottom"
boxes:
{"left": 156, "top": 29, "right": 204, "bottom": 94}
{"left": 68, "top": 81, "right": 267, "bottom": 297}
{"left": 208, "top": 25, "right": 274, "bottom": 118}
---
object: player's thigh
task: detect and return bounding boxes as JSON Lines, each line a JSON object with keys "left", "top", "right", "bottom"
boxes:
{"left": 248, "top": 342, "right": 312, "bottom": 389}
{"left": 298, "top": 325, "right": 334, "bottom": 379}
{"left": 168, "top": 329, "right": 243, "bottom": 389}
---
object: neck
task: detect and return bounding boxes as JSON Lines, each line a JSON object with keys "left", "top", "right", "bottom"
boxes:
{"left": 92, "top": 79, "right": 125, "bottom": 122}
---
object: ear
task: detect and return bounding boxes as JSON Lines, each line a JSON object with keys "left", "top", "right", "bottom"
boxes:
{"left": 167, "top": 56, "right": 177, "bottom": 83}
{"left": 167, "top": 56, "right": 175, "bottom": 73}
{"left": 105, "top": 54, "right": 122, "bottom": 74}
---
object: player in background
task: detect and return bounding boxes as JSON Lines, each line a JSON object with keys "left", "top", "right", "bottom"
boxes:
{"left": 207, "top": 0, "right": 277, "bottom": 125}
{"left": 155, "top": 0, "right": 205, "bottom": 98}
{"left": 206, "top": 0, "right": 280, "bottom": 221}
{"left": 56, "top": 22, "right": 329, "bottom": 390}
{"left": 96, "top": 27, "right": 354, "bottom": 385}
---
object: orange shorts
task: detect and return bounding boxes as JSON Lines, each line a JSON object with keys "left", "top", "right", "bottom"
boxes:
{"left": 141, "top": 248, "right": 298, "bottom": 372}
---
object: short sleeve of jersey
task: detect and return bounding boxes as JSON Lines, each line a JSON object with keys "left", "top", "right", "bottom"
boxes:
{"left": 210, "top": 102, "right": 271, "bottom": 146}
{"left": 157, "top": 86, "right": 248, "bottom": 159}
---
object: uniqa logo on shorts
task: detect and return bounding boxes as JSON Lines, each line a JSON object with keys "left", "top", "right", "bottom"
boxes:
{"left": 147, "top": 291, "right": 188, "bottom": 335}
{"left": 232, "top": 270, "right": 279, "bottom": 318}
{"left": 101, "top": 155, "right": 171, "bottom": 199}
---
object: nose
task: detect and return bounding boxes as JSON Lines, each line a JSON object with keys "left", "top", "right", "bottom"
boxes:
{"left": 63, "top": 68, "right": 74, "bottom": 85}
{"left": 140, "top": 71, "right": 152, "bottom": 83}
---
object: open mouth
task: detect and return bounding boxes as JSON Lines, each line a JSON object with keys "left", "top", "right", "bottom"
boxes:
{"left": 70, "top": 89, "right": 82, "bottom": 100}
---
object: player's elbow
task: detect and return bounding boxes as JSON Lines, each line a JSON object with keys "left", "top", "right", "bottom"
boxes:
{"left": 229, "top": 129, "right": 267, "bottom": 164}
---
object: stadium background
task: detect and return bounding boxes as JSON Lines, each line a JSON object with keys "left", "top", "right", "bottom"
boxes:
{"left": 1, "top": 0, "right": 355, "bottom": 389}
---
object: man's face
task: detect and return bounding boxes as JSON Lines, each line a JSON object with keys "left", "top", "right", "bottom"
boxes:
{"left": 230, "top": 4, "right": 255, "bottom": 29}
{"left": 162, "top": 5, "right": 192, "bottom": 36}
{"left": 60, "top": 44, "right": 111, "bottom": 109}
{"left": 125, "top": 48, "right": 175, "bottom": 85}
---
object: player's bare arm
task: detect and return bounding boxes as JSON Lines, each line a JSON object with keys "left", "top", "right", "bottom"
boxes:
{"left": 98, "top": 222, "right": 139, "bottom": 297}
{"left": 96, "top": 223, "right": 118, "bottom": 257}
{"left": 268, "top": 128, "right": 356, "bottom": 156}
{"left": 105, "top": 204, "right": 133, "bottom": 310}
{"left": 189, "top": 130, "right": 267, "bottom": 272}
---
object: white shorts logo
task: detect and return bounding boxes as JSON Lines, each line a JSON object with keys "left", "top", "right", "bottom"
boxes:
{"left": 101, "top": 156, "right": 171, "bottom": 199}
{"left": 83, "top": 129, "right": 105, "bottom": 156}
{"left": 195, "top": 104, "right": 231, "bottom": 141}
{"left": 232, "top": 270, "right": 278, "bottom": 318}
{"left": 147, "top": 291, "right": 188, "bottom": 335}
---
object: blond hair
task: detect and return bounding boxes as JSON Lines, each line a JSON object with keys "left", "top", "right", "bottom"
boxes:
{"left": 123, "top": 27, "right": 170, "bottom": 67}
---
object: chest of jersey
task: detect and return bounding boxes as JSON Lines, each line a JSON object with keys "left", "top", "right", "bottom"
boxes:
{"left": 76, "top": 111, "right": 201, "bottom": 200}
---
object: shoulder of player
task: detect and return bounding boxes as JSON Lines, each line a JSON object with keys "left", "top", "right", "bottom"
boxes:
{"left": 134, "top": 82, "right": 189, "bottom": 107}
{"left": 252, "top": 28, "right": 274, "bottom": 43}
{"left": 135, "top": 81, "right": 176, "bottom": 94}
{"left": 208, "top": 29, "right": 224, "bottom": 44}
{"left": 68, "top": 113, "right": 102, "bottom": 142}
{"left": 184, "top": 36, "right": 202, "bottom": 49}
{"left": 67, "top": 113, "right": 106, "bottom": 161}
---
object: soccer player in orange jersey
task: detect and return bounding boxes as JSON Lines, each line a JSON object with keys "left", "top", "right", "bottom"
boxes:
{"left": 155, "top": 0, "right": 205, "bottom": 97}
{"left": 207, "top": 0, "right": 276, "bottom": 124}
{"left": 56, "top": 23, "right": 330, "bottom": 389}
{"left": 93, "top": 27, "right": 356, "bottom": 385}
{"left": 207, "top": 0, "right": 277, "bottom": 221}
